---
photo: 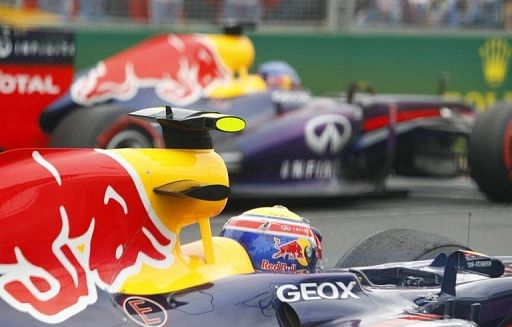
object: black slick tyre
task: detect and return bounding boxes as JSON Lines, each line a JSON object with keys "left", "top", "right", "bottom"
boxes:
{"left": 469, "top": 104, "right": 512, "bottom": 202}
{"left": 335, "top": 229, "right": 469, "bottom": 268}
{"left": 50, "top": 105, "right": 162, "bottom": 149}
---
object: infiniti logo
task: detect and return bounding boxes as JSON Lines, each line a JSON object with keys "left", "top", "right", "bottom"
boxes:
{"left": 304, "top": 115, "right": 352, "bottom": 155}
{"left": 0, "top": 34, "right": 13, "bottom": 59}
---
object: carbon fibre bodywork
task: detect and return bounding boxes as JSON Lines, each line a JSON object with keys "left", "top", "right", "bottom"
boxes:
{"left": 2, "top": 255, "right": 511, "bottom": 326}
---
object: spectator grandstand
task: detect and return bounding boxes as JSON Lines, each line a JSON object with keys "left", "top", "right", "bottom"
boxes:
{"left": 0, "top": 0, "right": 508, "bottom": 30}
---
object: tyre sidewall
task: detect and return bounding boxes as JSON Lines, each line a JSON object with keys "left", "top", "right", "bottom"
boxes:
{"left": 469, "top": 104, "right": 512, "bottom": 201}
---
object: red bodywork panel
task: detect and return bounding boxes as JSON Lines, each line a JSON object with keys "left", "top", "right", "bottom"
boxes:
{"left": 0, "top": 148, "right": 173, "bottom": 322}
{"left": 70, "top": 34, "right": 230, "bottom": 107}
{"left": 0, "top": 64, "right": 73, "bottom": 150}
{"left": 0, "top": 28, "right": 75, "bottom": 151}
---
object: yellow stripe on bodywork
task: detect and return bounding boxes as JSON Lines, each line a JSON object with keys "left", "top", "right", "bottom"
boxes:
{"left": 123, "top": 237, "right": 254, "bottom": 294}
{"left": 110, "top": 148, "right": 253, "bottom": 294}
{"left": 243, "top": 206, "right": 303, "bottom": 221}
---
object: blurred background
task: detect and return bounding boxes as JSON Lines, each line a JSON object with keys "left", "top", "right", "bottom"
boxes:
{"left": 1, "top": 0, "right": 511, "bottom": 112}
{"left": 0, "top": 0, "right": 509, "bottom": 31}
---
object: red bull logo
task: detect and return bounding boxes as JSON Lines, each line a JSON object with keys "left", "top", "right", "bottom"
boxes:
{"left": 272, "top": 237, "right": 305, "bottom": 261}
{"left": 70, "top": 34, "right": 231, "bottom": 107}
{"left": 260, "top": 259, "right": 296, "bottom": 272}
{"left": 0, "top": 149, "right": 176, "bottom": 323}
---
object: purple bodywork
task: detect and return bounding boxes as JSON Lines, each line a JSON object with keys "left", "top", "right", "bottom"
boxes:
{"left": 38, "top": 32, "right": 475, "bottom": 198}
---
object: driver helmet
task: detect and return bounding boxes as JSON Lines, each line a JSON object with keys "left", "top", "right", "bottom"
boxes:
{"left": 257, "top": 61, "right": 301, "bottom": 90}
{"left": 220, "top": 205, "right": 323, "bottom": 273}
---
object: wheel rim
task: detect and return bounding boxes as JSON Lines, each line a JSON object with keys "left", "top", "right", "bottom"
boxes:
{"left": 105, "top": 130, "right": 153, "bottom": 149}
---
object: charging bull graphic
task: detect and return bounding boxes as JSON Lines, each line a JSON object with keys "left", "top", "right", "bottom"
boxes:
{"left": 0, "top": 149, "right": 175, "bottom": 323}
{"left": 70, "top": 34, "right": 231, "bottom": 107}
{"left": 272, "top": 238, "right": 305, "bottom": 261}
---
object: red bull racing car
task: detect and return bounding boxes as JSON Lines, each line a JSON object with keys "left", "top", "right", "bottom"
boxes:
{"left": 1, "top": 26, "right": 512, "bottom": 201}
{"left": 0, "top": 107, "right": 511, "bottom": 326}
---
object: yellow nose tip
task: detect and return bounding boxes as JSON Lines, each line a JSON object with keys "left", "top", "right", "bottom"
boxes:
{"left": 215, "top": 116, "right": 246, "bottom": 133}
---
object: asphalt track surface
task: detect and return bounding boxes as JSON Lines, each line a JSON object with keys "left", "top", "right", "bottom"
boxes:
{"left": 180, "top": 176, "right": 512, "bottom": 268}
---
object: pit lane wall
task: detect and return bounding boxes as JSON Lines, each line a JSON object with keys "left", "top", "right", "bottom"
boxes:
{"left": 75, "top": 30, "right": 512, "bottom": 112}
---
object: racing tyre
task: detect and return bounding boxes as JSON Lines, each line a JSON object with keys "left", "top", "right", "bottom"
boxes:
{"left": 497, "top": 315, "right": 512, "bottom": 327}
{"left": 335, "top": 229, "right": 469, "bottom": 268}
{"left": 469, "top": 103, "right": 512, "bottom": 202}
{"left": 50, "top": 104, "right": 162, "bottom": 149}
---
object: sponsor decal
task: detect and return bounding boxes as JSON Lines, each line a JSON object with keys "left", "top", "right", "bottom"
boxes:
{"left": 272, "top": 237, "right": 305, "bottom": 260}
{"left": 11, "top": 38, "right": 75, "bottom": 60}
{"left": 123, "top": 296, "right": 168, "bottom": 327}
{"left": 463, "top": 251, "right": 493, "bottom": 269}
{"left": 70, "top": 34, "right": 230, "bottom": 107}
{"left": 0, "top": 28, "right": 74, "bottom": 63}
{"left": 480, "top": 37, "right": 512, "bottom": 88}
{"left": 276, "top": 281, "right": 359, "bottom": 303}
{"left": 271, "top": 90, "right": 311, "bottom": 105}
{"left": 225, "top": 216, "right": 312, "bottom": 238}
{"left": 0, "top": 149, "right": 175, "bottom": 324}
{"left": 304, "top": 114, "right": 352, "bottom": 155}
{"left": 444, "top": 90, "right": 512, "bottom": 112}
{"left": 280, "top": 158, "right": 339, "bottom": 180}
{"left": 0, "top": 70, "right": 60, "bottom": 95}
{"left": 467, "top": 260, "right": 492, "bottom": 269}
{"left": 272, "top": 237, "right": 312, "bottom": 268}
{"left": 0, "top": 32, "right": 12, "bottom": 59}
{"left": 275, "top": 223, "right": 309, "bottom": 235}
{"left": 446, "top": 37, "right": 512, "bottom": 111}
{"left": 261, "top": 259, "right": 296, "bottom": 272}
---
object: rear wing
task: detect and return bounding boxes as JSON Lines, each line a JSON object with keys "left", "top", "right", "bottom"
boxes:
{"left": 440, "top": 250, "right": 505, "bottom": 296}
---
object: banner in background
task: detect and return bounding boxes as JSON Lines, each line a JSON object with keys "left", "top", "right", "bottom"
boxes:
{"left": 0, "top": 26, "right": 75, "bottom": 150}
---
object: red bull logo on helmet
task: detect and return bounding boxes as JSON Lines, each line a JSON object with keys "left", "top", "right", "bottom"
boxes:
{"left": 272, "top": 236, "right": 314, "bottom": 270}
{"left": 70, "top": 34, "right": 231, "bottom": 107}
{"left": 0, "top": 149, "right": 176, "bottom": 324}
{"left": 272, "top": 238, "right": 305, "bottom": 261}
